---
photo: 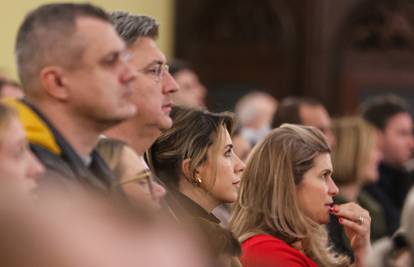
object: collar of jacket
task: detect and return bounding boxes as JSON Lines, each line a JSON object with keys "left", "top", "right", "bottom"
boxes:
{"left": 2, "top": 98, "right": 61, "bottom": 155}
{"left": 169, "top": 190, "right": 221, "bottom": 224}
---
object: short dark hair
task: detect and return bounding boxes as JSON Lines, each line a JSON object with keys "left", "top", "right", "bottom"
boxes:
{"left": 15, "top": 3, "right": 110, "bottom": 94}
{"left": 272, "top": 97, "right": 321, "bottom": 128}
{"left": 360, "top": 94, "right": 411, "bottom": 130}
{"left": 110, "top": 11, "right": 159, "bottom": 45}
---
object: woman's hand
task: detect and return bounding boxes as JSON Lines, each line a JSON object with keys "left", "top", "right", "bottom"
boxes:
{"left": 330, "top": 202, "right": 372, "bottom": 266}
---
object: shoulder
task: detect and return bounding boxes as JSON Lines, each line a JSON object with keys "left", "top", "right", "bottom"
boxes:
{"left": 31, "top": 144, "right": 75, "bottom": 179}
{"left": 241, "top": 234, "right": 318, "bottom": 267}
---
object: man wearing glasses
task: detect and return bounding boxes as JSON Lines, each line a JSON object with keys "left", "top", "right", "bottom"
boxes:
{"left": 105, "top": 12, "right": 178, "bottom": 206}
{"left": 106, "top": 11, "right": 178, "bottom": 156}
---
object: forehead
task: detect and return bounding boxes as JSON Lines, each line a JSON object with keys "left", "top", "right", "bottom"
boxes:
{"left": 310, "top": 153, "right": 332, "bottom": 172}
{"left": 300, "top": 104, "right": 331, "bottom": 128}
{"left": 0, "top": 117, "right": 25, "bottom": 148}
{"left": 128, "top": 37, "right": 166, "bottom": 66}
{"left": 74, "top": 17, "right": 126, "bottom": 60}
{"left": 211, "top": 126, "right": 231, "bottom": 149}
{"left": 386, "top": 112, "right": 413, "bottom": 130}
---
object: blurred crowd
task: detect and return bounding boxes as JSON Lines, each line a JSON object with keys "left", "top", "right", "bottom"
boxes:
{"left": 1, "top": 2, "right": 414, "bottom": 267}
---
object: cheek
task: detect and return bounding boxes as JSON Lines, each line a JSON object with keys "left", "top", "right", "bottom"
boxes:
{"left": 122, "top": 185, "right": 152, "bottom": 203}
{"left": 0, "top": 157, "right": 34, "bottom": 191}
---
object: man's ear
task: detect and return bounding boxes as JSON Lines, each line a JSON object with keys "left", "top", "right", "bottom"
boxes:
{"left": 39, "top": 66, "right": 69, "bottom": 100}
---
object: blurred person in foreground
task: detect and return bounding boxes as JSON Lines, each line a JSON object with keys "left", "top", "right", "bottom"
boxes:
{"left": 230, "top": 124, "right": 371, "bottom": 267}
{"left": 0, "top": 103, "right": 43, "bottom": 195}
{"left": 0, "top": 183, "right": 211, "bottom": 267}
{"left": 5, "top": 3, "right": 137, "bottom": 192}
{"left": 97, "top": 137, "right": 166, "bottom": 212}
{"left": 361, "top": 94, "right": 414, "bottom": 236}
{"left": 169, "top": 59, "right": 207, "bottom": 108}
{"left": 235, "top": 91, "right": 277, "bottom": 146}
{"left": 328, "top": 117, "right": 385, "bottom": 261}
{"left": 0, "top": 78, "right": 24, "bottom": 99}
{"left": 273, "top": 97, "right": 335, "bottom": 147}
{"left": 147, "top": 106, "right": 245, "bottom": 266}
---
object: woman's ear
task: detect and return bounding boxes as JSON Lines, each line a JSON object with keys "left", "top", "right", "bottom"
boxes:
{"left": 181, "top": 159, "right": 192, "bottom": 180}
{"left": 182, "top": 159, "right": 202, "bottom": 185}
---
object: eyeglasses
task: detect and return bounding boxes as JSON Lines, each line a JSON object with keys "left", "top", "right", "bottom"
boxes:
{"left": 116, "top": 169, "right": 155, "bottom": 199}
{"left": 137, "top": 63, "right": 170, "bottom": 83}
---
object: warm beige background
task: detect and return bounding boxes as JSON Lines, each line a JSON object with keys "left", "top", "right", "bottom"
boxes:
{"left": 0, "top": 0, "right": 175, "bottom": 79}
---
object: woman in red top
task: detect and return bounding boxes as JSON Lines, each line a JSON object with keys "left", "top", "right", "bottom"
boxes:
{"left": 230, "top": 124, "right": 372, "bottom": 267}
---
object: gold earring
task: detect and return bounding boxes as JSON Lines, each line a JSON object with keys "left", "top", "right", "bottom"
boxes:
{"left": 194, "top": 174, "right": 202, "bottom": 185}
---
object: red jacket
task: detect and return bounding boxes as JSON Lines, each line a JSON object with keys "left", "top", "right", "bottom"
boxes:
{"left": 241, "top": 234, "right": 318, "bottom": 267}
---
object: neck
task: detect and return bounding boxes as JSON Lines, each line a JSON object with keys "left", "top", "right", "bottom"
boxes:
{"left": 33, "top": 101, "right": 103, "bottom": 157}
{"left": 179, "top": 179, "right": 219, "bottom": 213}
{"left": 381, "top": 159, "right": 403, "bottom": 170}
{"left": 105, "top": 120, "right": 161, "bottom": 156}
{"left": 338, "top": 183, "right": 360, "bottom": 202}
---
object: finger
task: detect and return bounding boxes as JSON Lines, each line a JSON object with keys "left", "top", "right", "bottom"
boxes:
{"left": 338, "top": 216, "right": 367, "bottom": 234}
{"left": 332, "top": 202, "right": 369, "bottom": 216}
{"left": 331, "top": 204, "right": 370, "bottom": 224}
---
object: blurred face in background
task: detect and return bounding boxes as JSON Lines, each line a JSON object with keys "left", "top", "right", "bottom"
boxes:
{"left": 300, "top": 104, "right": 335, "bottom": 147}
{"left": 0, "top": 116, "right": 43, "bottom": 194}
{"left": 172, "top": 69, "right": 207, "bottom": 108}
{"left": 362, "top": 131, "right": 382, "bottom": 184}
{"left": 232, "top": 134, "right": 252, "bottom": 162}
{"left": 381, "top": 112, "right": 414, "bottom": 167}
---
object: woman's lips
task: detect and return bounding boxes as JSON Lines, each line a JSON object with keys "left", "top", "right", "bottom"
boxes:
{"left": 162, "top": 103, "right": 172, "bottom": 113}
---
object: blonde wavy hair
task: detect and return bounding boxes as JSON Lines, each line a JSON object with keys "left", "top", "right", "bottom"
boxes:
{"left": 331, "top": 117, "right": 377, "bottom": 186}
{"left": 229, "top": 124, "right": 349, "bottom": 267}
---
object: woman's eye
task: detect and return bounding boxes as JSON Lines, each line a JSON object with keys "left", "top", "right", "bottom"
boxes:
{"left": 137, "top": 180, "right": 149, "bottom": 187}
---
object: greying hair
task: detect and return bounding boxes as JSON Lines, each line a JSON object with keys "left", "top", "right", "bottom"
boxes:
{"left": 15, "top": 3, "right": 110, "bottom": 95}
{"left": 110, "top": 11, "right": 159, "bottom": 45}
